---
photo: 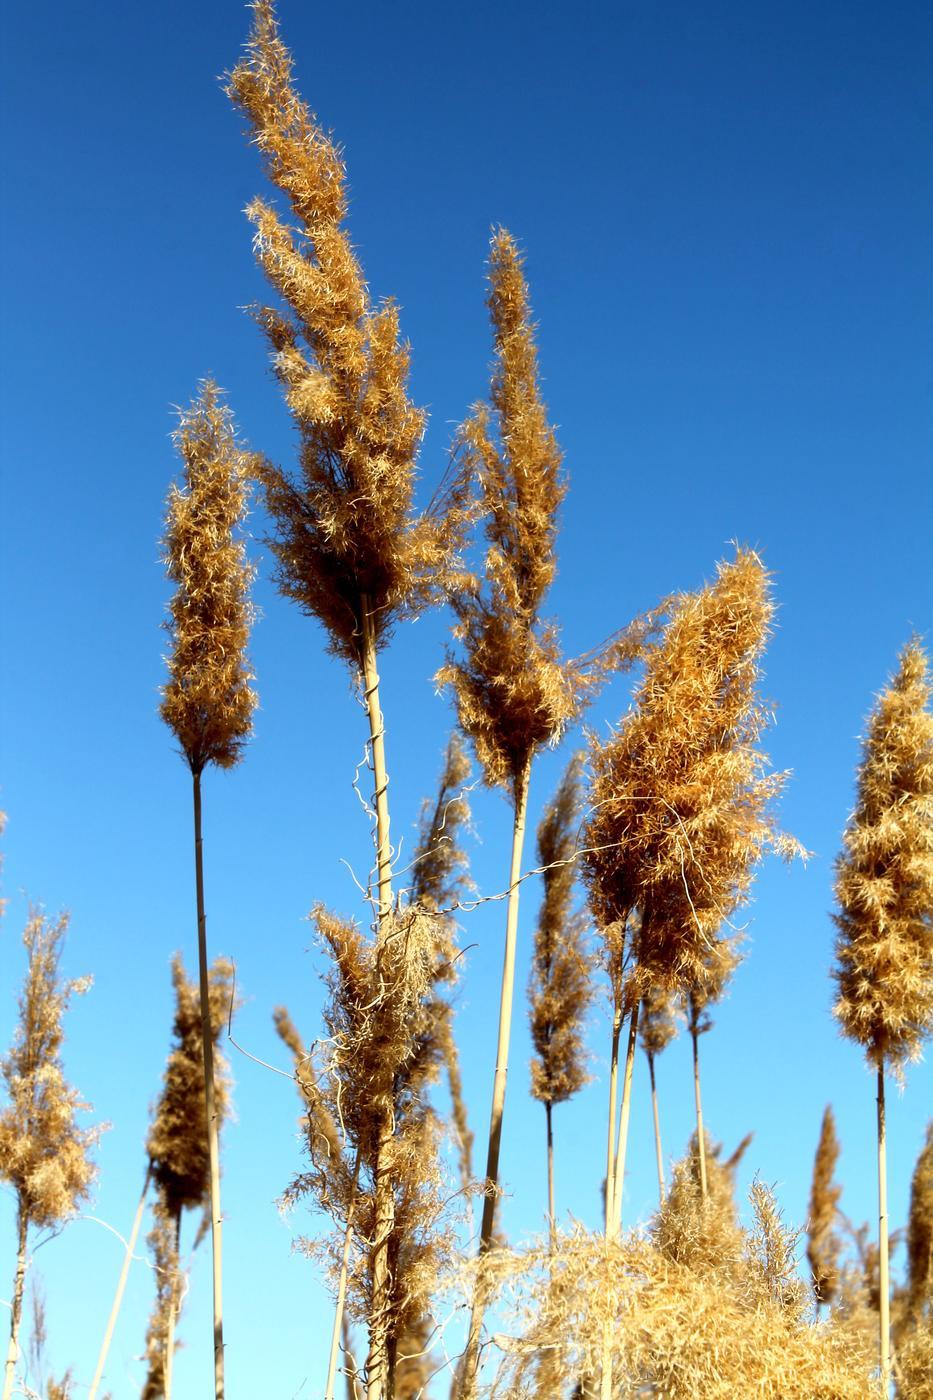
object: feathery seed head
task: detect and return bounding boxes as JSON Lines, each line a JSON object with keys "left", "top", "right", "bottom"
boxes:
{"left": 832, "top": 638, "right": 933, "bottom": 1072}
{"left": 807, "top": 1105, "right": 843, "bottom": 1308}
{"left": 0, "top": 911, "right": 101, "bottom": 1230}
{"left": 160, "top": 381, "right": 256, "bottom": 775}
{"left": 146, "top": 954, "right": 234, "bottom": 1221}
{"left": 228, "top": 1, "right": 470, "bottom": 664}
{"left": 528, "top": 753, "right": 593, "bottom": 1106}
{"left": 583, "top": 548, "right": 800, "bottom": 1001}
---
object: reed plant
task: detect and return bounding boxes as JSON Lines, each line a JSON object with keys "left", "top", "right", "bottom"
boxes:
{"left": 228, "top": 13, "right": 470, "bottom": 1388}
{"left": 441, "top": 230, "right": 648, "bottom": 1394}
{"left": 832, "top": 639, "right": 933, "bottom": 1391}
{"left": 0, "top": 912, "right": 100, "bottom": 1400}
{"left": 160, "top": 381, "right": 255, "bottom": 1399}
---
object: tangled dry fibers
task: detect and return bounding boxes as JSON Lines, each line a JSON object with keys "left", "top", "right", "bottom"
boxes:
{"left": 160, "top": 381, "right": 256, "bottom": 775}
{"left": 832, "top": 638, "right": 933, "bottom": 1073}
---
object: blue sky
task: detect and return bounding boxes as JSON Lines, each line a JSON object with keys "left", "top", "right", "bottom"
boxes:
{"left": 1, "top": 0, "right": 931, "bottom": 1395}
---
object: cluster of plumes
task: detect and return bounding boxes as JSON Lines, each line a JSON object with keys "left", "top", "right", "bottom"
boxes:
{"left": 0, "top": 912, "right": 100, "bottom": 1230}
{"left": 807, "top": 1106, "right": 843, "bottom": 1309}
{"left": 894, "top": 1121, "right": 933, "bottom": 1399}
{"left": 160, "top": 381, "right": 257, "bottom": 775}
{"left": 639, "top": 981, "right": 680, "bottom": 1060}
{"left": 466, "top": 1158, "right": 875, "bottom": 1399}
{"left": 527, "top": 754, "right": 592, "bottom": 1108}
{"left": 281, "top": 904, "right": 454, "bottom": 1372}
{"left": 832, "top": 639, "right": 933, "bottom": 1074}
{"left": 141, "top": 955, "right": 234, "bottom": 1395}
{"left": 583, "top": 548, "right": 801, "bottom": 1006}
{"left": 226, "top": 1, "right": 470, "bottom": 665}
{"left": 439, "top": 230, "right": 652, "bottom": 797}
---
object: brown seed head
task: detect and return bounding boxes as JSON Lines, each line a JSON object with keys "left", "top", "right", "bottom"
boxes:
{"left": 146, "top": 954, "right": 234, "bottom": 1221}
{"left": 832, "top": 638, "right": 933, "bottom": 1073}
{"left": 807, "top": 1105, "right": 843, "bottom": 1308}
{"left": 439, "top": 229, "right": 652, "bottom": 795}
{"left": 583, "top": 548, "right": 801, "bottom": 1002}
{"left": 639, "top": 981, "right": 680, "bottom": 1059}
{"left": 906, "top": 1120, "right": 933, "bottom": 1315}
{"left": 160, "top": 381, "right": 256, "bottom": 775}
{"left": 528, "top": 753, "right": 593, "bottom": 1107}
{"left": 0, "top": 911, "right": 101, "bottom": 1229}
{"left": 227, "top": 1, "right": 470, "bottom": 663}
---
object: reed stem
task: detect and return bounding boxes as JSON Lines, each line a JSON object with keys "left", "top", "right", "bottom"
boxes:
{"left": 877, "top": 1063, "right": 890, "bottom": 1393}
{"left": 193, "top": 771, "right": 225, "bottom": 1397}
{"left": 2, "top": 1207, "right": 27, "bottom": 1400}
{"left": 88, "top": 1167, "right": 151, "bottom": 1400}
{"left": 691, "top": 1025, "right": 708, "bottom": 1203}
{"left": 459, "top": 759, "right": 532, "bottom": 1397}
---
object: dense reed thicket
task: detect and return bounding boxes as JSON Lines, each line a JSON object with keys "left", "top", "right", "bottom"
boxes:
{"left": 0, "top": 6, "right": 929, "bottom": 1400}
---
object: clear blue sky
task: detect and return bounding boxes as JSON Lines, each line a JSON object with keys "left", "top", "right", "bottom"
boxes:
{"left": 1, "top": 0, "right": 931, "bottom": 1395}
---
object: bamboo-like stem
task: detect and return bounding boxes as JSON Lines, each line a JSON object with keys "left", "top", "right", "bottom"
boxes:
{"left": 599, "top": 986, "right": 624, "bottom": 1400}
{"left": 361, "top": 598, "right": 392, "bottom": 926}
{"left": 164, "top": 1211, "right": 182, "bottom": 1400}
{"left": 545, "top": 1101, "right": 555, "bottom": 1250}
{"left": 691, "top": 1025, "right": 708, "bottom": 1202}
{"left": 326, "top": 1152, "right": 363, "bottom": 1400}
{"left": 360, "top": 600, "right": 396, "bottom": 1400}
{"left": 604, "top": 996, "right": 623, "bottom": 1235}
{"left": 877, "top": 1063, "right": 890, "bottom": 1393}
{"left": 2, "top": 1207, "right": 28, "bottom": 1400}
{"left": 193, "top": 771, "right": 226, "bottom": 1398}
{"left": 647, "top": 1052, "right": 665, "bottom": 1205}
{"left": 88, "top": 1167, "right": 151, "bottom": 1400}
{"left": 459, "top": 759, "right": 532, "bottom": 1398}
{"left": 611, "top": 1002, "right": 639, "bottom": 1236}
{"left": 600, "top": 1002, "right": 639, "bottom": 1400}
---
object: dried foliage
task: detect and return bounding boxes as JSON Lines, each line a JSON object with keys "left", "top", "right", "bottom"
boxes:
{"left": 528, "top": 754, "right": 592, "bottom": 1108}
{"left": 283, "top": 906, "right": 456, "bottom": 1369}
{"left": 584, "top": 548, "right": 800, "bottom": 1003}
{"left": 439, "top": 231, "right": 651, "bottom": 797}
{"left": 227, "top": 1, "right": 469, "bottom": 664}
{"left": 808, "top": 1105, "right": 843, "bottom": 1309}
{"left": 652, "top": 1133, "right": 748, "bottom": 1284}
{"left": 468, "top": 1213, "right": 877, "bottom": 1399}
{"left": 832, "top": 639, "right": 933, "bottom": 1073}
{"left": 160, "top": 381, "right": 257, "bottom": 775}
{"left": 146, "top": 954, "right": 235, "bottom": 1223}
{"left": 0, "top": 911, "right": 100, "bottom": 1229}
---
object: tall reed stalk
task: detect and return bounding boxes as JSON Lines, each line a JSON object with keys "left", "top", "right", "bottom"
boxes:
{"left": 442, "top": 231, "right": 644, "bottom": 1394}
{"left": 229, "top": 13, "right": 468, "bottom": 1387}
{"left": 159, "top": 383, "right": 255, "bottom": 1399}
{"left": 832, "top": 640, "right": 933, "bottom": 1395}
{"left": 640, "top": 984, "right": 678, "bottom": 1205}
